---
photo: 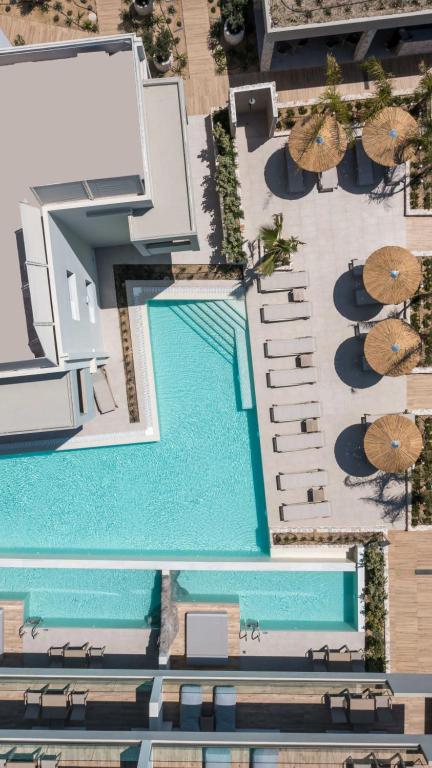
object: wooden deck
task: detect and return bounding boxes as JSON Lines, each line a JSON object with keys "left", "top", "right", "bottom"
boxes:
{"left": 181, "top": 0, "right": 214, "bottom": 78}
{"left": 388, "top": 531, "right": 432, "bottom": 673}
{"left": 407, "top": 374, "right": 432, "bottom": 410}
{"left": 153, "top": 745, "right": 426, "bottom": 768}
{"left": 407, "top": 217, "right": 432, "bottom": 253}
{"left": 169, "top": 602, "right": 240, "bottom": 668}
{"left": 95, "top": 0, "right": 123, "bottom": 36}
{"left": 0, "top": 601, "right": 23, "bottom": 662}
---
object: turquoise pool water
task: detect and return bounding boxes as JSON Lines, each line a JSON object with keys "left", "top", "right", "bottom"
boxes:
{"left": 0, "top": 568, "right": 161, "bottom": 627}
{"left": 0, "top": 299, "right": 268, "bottom": 557}
{"left": 0, "top": 567, "right": 357, "bottom": 629}
{"left": 174, "top": 570, "right": 358, "bottom": 630}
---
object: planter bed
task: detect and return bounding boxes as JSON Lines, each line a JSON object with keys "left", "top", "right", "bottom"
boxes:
{"left": 410, "top": 257, "right": 432, "bottom": 366}
{"left": 411, "top": 416, "right": 432, "bottom": 527}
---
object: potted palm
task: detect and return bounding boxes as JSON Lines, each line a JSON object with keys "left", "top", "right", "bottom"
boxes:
{"left": 152, "top": 28, "right": 173, "bottom": 72}
{"left": 223, "top": 0, "right": 245, "bottom": 46}
{"left": 133, "top": 0, "right": 153, "bottom": 15}
{"left": 257, "top": 213, "right": 303, "bottom": 276}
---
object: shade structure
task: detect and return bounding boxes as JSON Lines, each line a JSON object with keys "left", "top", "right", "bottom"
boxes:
{"left": 364, "top": 318, "right": 421, "bottom": 376}
{"left": 364, "top": 414, "right": 423, "bottom": 472}
{"left": 363, "top": 245, "right": 422, "bottom": 305}
{"left": 362, "top": 107, "right": 418, "bottom": 167}
{"left": 288, "top": 113, "right": 348, "bottom": 173}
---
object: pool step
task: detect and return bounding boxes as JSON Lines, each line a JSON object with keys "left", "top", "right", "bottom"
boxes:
{"left": 235, "top": 327, "right": 253, "bottom": 410}
{"left": 170, "top": 304, "right": 233, "bottom": 363}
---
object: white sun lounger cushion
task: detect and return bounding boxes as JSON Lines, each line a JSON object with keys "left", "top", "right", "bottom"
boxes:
{"left": 186, "top": 612, "right": 228, "bottom": 664}
{"left": 274, "top": 432, "right": 324, "bottom": 452}
{"left": 261, "top": 302, "right": 311, "bottom": 322}
{"left": 252, "top": 750, "right": 279, "bottom": 768}
{"left": 268, "top": 368, "right": 317, "bottom": 388}
{"left": 259, "top": 271, "right": 309, "bottom": 292}
{"left": 272, "top": 402, "right": 321, "bottom": 422}
{"left": 278, "top": 470, "right": 328, "bottom": 490}
{"left": 280, "top": 501, "right": 332, "bottom": 521}
{"left": 265, "top": 337, "right": 315, "bottom": 357}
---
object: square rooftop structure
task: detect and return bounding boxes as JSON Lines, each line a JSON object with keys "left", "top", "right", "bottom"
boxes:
{"left": 257, "top": 0, "right": 432, "bottom": 71}
{"left": 0, "top": 34, "right": 198, "bottom": 440}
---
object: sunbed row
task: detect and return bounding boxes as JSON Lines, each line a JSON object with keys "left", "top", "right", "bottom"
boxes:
{"left": 309, "top": 645, "right": 364, "bottom": 672}
{"left": 24, "top": 685, "right": 88, "bottom": 725}
{"left": 326, "top": 690, "right": 394, "bottom": 730}
{"left": 0, "top": 752, "right": 59, "bottom": 768}
{"left": 48, "top": 642, "right": 105, "bottom": 666}
{"left": 285, "top": 138, "right": 382, "bottom": 194}
{"left": 178, "top": 684, "right": 277, "bottom": 733}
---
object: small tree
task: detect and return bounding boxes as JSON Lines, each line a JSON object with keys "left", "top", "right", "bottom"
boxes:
{"left": 152, "top": 27, "right": 172, "bottom": 63}
{"left": 257, "top": 213, "right": 303, "bottom": 276}
{"left": 361, "top": 57, "right": 394, "bottom": 120}
{"left": 317, "top": 54, "right": 353, "bottom": 139}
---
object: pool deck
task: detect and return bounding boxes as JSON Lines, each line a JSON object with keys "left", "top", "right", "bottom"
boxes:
{"left": 238, "top": 112, "right": 409, "bottom": 536}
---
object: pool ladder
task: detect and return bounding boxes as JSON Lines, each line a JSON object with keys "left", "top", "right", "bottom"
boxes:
{"left": 19, "top": 616, "right": 43, "bottom": 638}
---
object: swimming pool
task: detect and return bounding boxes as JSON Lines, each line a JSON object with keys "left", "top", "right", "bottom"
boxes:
{"left": 0, "top": 299, "right": 268, "bottom": 557}
{"left": 0, "top": 568, "right": 161, "bottom": 627}
{"left": 174, "top": 570, "right": 358, "bottom": 630}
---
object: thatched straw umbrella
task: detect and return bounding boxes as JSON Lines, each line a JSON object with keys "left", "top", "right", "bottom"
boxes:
{"left": 364, "top": 413, "right": 423, "bottom": 472}
{"left": 288, "top": 113, "right": 348, "bottom": 173}
{"left": 362, "top": 106, "right": 418, "bottom": 167}
{"left": 363, "top": 245, "right": 422, "bottom": 305}
{"left": 364, "top": 318, "right": 421, "bottom": 376}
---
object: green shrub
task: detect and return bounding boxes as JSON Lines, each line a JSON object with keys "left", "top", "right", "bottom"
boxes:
{"left": 298, "top": 104, "right": 308, "bottom": 115}
{"left": 363, "top": 538, "right": 387, "bottom": 672}
{"left": 212, "top": 109, "right": 245, "bottom": 263}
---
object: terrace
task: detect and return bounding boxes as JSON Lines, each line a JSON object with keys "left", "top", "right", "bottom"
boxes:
{"left": 268, "top": 0, "right": 432, "bottom": 28}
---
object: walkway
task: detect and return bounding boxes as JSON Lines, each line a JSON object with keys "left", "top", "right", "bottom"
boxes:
{"left": 388, "top": 530, "right": 432, "bottom": 673}
{"left": 95, "top": 0, "right": 122, "bottom": 36}
{"left": 238, "top": 113, "right": 407, "bottom": 534}
{"left": 182, "top": 0, "right": 214, "bottom": 77}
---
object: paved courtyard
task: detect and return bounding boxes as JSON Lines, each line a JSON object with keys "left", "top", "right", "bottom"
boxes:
{"left": 237, "top": 114, "right": 409, "bottom": 533}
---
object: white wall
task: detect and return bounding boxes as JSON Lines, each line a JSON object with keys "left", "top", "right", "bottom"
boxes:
{"left": 48, "top": 214, "right": 105, "bottom": 362}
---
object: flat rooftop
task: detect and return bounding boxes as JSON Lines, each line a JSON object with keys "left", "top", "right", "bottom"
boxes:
{"left": 0, "top": 42, "right": 144, "bottom": 368}
{"left": 268, "top": 0, "right": 432, "bottom": 29}
{"left": 0, "top": 373, "right": 76, "bottom": 435}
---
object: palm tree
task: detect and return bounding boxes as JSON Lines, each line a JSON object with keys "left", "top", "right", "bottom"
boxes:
{"left": 257, "top": 213, "right": 303, "bottom": 276}
{"left": 318, "top": 54, "right": 352, "bottom": 132}
{"left": 414, "top": 60, "right": 432, "bottom": 118}
{"left": 361, "top": 57, "right": 394, "bottom": 120}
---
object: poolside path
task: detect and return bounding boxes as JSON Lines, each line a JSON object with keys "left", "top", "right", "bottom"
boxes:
{"left": 95, "top": 0, "right": 123, "bottom": 36}
{"left": 388, "top": 530, "right": 432, "bottom": 673}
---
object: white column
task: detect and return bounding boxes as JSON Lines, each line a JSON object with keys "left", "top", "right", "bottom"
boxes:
{"left": 353, "top": 29, "right": 376, "bottom": 62}
{"left": 260, "top": 34, "right": 274, "bottom": 71}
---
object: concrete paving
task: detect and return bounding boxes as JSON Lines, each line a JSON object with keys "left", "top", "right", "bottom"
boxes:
{"left": 239, "top": 629, "right": 365, "bottom": 670}
{"left": 237, "top": 114, "right": 408, "bottom": 535}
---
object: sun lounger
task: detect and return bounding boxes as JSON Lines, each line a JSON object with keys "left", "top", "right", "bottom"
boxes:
{"left": 349, "top": 697, "right": 376, "bottom": 726}
{"left": 214, "top": 686, "right": 236, "bottom": 732}
{"left": 63, "top": 643, "right": 89, "bottom": 662}
{"left": 327, "top": 650, "right": 352, "bottom": 670}
{"left": 355, "top": 288, "right": 380, "bottom": 306}
{"left": 285, "top": 144, "right": 305, "bottom": 194}
{"left": 274, "top": 432, "right": 324, "bottom": 452}
{"left": 355, "top": 137, "right": 374, "bottom": 186}
{"left": 349, "top": 258, "right": 365, "bottom": 280}
{"left": 258, "top": 271, "right": 309, "bottom": 293}
{"left": 261, "top": 302, "right": 311, "bottom": 322}
{"left": 265, "top": 337, "right": 315, "bottom": 358}
{"left": 180, "top": 685, "right": 202, "bottom": 731}
{"left": 318, "top": 166, "right": 338, "bottom": 192}
{"left": 281, "top": 501, "right": 331, "bottom": 521}
{"left": 326, "top": 694, "right": 348, "bottom": 725}
{"left": 23, "top": 690, "right": 42, "bottom": 721}
{"left": 308, "top": 649, "right": 327, "bottom": 671}
{"left": 69, "top": 691, "right": 88, "bottom": 724}
{"left": 251, "top": 750, "right": 279, "bottom": 768}
{"left": 374, "top": 695, "right": 394, "bottom": 724}
{"left": 88, "top": 645, "right": 105, "bottom": 667}
{"left": 205, "top": 748, "right": 232, "bottom": 768}
{"left": 92, "top": 368, "right": 116, "bottom": 414}
{"left": 39, "top": 756, "right": 60, "bottom": 768}
{"left": 350, "top": 650, "right": 365, "bottom": 672}
{"left": 186, "top": 611, "right": 228, "bottom": 665}
{"left": 41, "top": 689, "right": 70, "bottom": 722}
{"left": 268, "top": 368, "right": 317, "bottom": 388}
{"left": 271, "top": 402, "right": 321, "bottom": 423}
{"left": 277, "top": 470, "right": 328, "bottom": 490}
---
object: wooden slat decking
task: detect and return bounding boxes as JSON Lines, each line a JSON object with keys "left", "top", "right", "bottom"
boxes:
{"left": 0, "top": 600, "right": 23, "bottom": 661}
{"left": 95, "top": 0, "right": 123, "bottom": 36}
{"left": 407, "top": 217, "right": 432, "bottom": 253}
{"left": 388, "top": 531, "right": 432, "bottom": 673}
{"left": 169, "top": 601, "right": 240, "bottom": 668}
{"left": 181, "top": 0, "right": 214, "bottom": 77}
{"left": 407, "top": 373, "right": 432, "bottom": 410}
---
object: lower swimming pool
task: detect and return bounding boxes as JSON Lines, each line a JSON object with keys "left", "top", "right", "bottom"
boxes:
{"left": 0, "top": 299, "right": 267, "bottom": 557}
{"left": 0, "top": 568, "right": 358, "bottom": 630}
